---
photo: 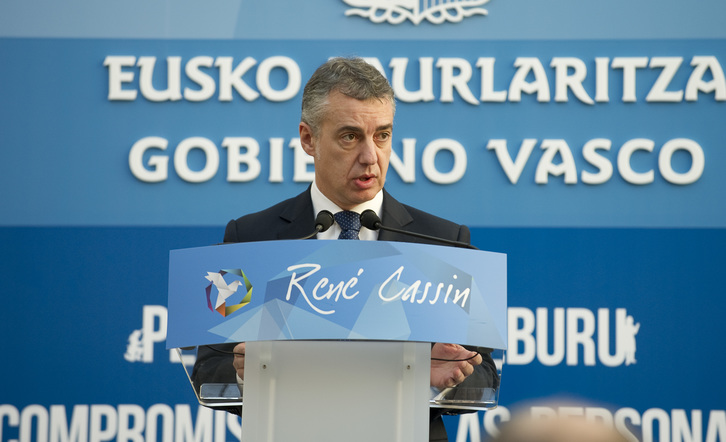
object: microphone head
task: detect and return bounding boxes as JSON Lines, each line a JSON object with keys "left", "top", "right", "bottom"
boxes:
{"left": 315, "top": 210, "right": 335, "bottom": 232}
{"left": 359, "top": 209, "right": 381, "bottom": 230}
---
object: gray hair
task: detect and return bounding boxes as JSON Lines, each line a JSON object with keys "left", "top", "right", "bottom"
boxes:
{"left": 301, "top": 57, "right": 395, "bottom": 135}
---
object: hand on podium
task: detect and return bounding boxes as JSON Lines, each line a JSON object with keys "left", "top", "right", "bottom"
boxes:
{"left": 232, "top": 342, "right": 245, "bottom": 383}
{"left": 227, "top": 341, "right": 483, "bottom": 390}
{"left": 430, "top": 343, "right": 483, "bottom": 389}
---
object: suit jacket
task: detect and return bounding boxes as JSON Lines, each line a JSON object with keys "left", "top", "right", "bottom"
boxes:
{"left": 222, "top": 187, "right": 470, "bottom": 245}
{"left": 194, "top": 188, "right": 498, "bottom": 442}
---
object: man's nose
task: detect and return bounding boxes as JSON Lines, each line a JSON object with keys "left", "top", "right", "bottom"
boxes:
{"left": 358, "top": 138, "right": 377, "bottom": 164}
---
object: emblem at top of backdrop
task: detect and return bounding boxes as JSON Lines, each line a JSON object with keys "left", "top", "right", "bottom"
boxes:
{"left": 342, "top": 0, "right": 490, "bottom": 25}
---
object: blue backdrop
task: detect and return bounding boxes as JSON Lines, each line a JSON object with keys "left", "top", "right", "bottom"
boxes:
{"left": 2, "top": 1, "right": 725, "bottom": 441}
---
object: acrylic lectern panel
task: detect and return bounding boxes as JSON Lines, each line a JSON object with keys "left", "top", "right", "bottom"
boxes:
{"left": 167, "top": 240, "right": 507, "bottom": 350}
{"left": 167, "top": 239, "right": 507, "bottom": 433}
{"left": 174, "top": 345, "right": 503, "bottom": 412}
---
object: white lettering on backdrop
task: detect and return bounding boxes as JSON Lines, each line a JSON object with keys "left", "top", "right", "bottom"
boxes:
{"left": 127, "top": 135, "right": 705, "bottom": 186}
{"left": 104, "top": 54, "right": 721, "bottom": 186}
{"left": 2, "top": 403, "right": 724, "bottom": 442}
{"left": 104, "top": 55, "right": 726, "bottom": 104}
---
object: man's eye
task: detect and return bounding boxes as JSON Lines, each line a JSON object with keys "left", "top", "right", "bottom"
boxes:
{"left": 377, "top": 132, "right": 391, "bottom": 141}
{"left": 342, "top": 133, "right": 357, "bottom": 142}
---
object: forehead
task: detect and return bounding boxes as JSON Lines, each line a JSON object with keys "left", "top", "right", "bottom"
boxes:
{"left": 321, "top": 91, "right": 394, "bottom": 129}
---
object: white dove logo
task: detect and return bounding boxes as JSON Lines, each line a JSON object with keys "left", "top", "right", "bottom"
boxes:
{"left": 204, "top": 269, "right": 253, "bottom": 317}
{"left": 206, "top": 272, "right": 242, "bottom": 307}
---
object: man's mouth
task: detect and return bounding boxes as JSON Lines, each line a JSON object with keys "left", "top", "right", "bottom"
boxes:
{"left": 357, "top": 174, "right": 374, "bottom": 183}
{"left": 354, "top": 174, "right": 377, "bottom": 189}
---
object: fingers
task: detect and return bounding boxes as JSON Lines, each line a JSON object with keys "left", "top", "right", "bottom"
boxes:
{"left": 450, "top": 351, "right": 481, "bottom": 384}
{"left": 430, "top": 344, "right": 483, "bottom": 389}
{"left": 469, "top": 351, "right": 483, "bottom": 366}
{"left": 233, "top": 342, "right": 246, "bottom": 355}
{"left": 461, "top": 360, "right": 475, "bottom": 378}
{"left": 232, "top": 342, "right": 245, "bottom": 379}
{"left": 440, "top": 360, "right": 472, "bottom": 387}
{"left": 447, "top": 365, "right": 468, "bottom": 387}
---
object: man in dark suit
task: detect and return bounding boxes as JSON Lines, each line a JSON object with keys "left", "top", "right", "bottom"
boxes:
{"left": 193, "top": 56, "right": 498, "bottom": 442}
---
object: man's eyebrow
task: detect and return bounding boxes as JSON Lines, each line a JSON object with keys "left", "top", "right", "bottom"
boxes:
{"left": 336, "top": 123, "right": 393, "bottom": 134}
{"left": 337, "top": 125, "right": 363, "bottom": 134}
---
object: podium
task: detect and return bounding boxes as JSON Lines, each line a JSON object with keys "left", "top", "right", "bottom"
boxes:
{"left": 168, "top": 240, "right": 506, "bottom": 441}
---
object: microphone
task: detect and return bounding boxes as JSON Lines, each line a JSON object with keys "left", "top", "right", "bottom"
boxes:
{"left": 297, "top": 210, "right": 335, "bottom": 240}
{"left": 359, "top": 209, "right": 477, "bottom": 250}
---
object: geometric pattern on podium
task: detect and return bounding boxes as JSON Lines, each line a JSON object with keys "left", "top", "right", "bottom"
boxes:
{"left": 167, "top": 240, "right": 506, "bottom": 350}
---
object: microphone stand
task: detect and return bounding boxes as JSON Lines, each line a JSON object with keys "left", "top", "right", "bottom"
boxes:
{"left": 359, "top": 210, "right": 478, "bottom": 250}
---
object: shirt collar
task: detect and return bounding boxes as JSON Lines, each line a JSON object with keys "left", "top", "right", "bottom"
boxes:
{"left": 310, "top": 180, "right": 383, "bottom": 240}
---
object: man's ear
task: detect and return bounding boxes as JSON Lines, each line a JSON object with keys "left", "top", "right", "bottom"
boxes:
{"left": 299, "top": 122, "right": 315, "bottom": 156}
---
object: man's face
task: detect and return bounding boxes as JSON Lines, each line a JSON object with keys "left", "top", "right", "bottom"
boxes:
{"left": 300, "top": 90, "right": 393, "bottom": 210}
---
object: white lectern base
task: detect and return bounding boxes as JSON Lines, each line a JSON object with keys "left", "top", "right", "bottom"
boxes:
{"left": 242, "top": 341, "right": 431, "bottom": 442}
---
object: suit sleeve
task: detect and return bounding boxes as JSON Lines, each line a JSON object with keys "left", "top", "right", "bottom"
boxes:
{"left": 457, "top": 224, "right": 471, "bottom": 244}
{"left": 190, "top": 220, "right": 243, "bottom": 415}
{"left": 223, "top": 219, "right": 239, "bottom": 243}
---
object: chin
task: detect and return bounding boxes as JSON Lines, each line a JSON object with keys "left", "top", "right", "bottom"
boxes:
{"left": 358, "top": 188, "right": 380, "bottom": 201}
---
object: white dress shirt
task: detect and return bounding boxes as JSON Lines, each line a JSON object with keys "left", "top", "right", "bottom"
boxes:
{"left": 310, "top": 180, "right": 383, "bottom": 241}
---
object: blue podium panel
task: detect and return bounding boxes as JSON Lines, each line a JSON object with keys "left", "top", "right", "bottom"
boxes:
{"left": 167, "top": 240, "right": 507, "bottom": 350}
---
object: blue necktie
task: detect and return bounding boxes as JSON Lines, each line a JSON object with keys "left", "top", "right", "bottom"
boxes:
{"left": 334, "top": 211, "right": 361, "bottom": 240}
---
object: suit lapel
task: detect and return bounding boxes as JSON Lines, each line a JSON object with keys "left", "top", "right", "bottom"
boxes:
{"left": 275, "top": 188, "right": 412, "bottom": 241}
{"left": 277, "top": 188, "right": 316, "bottom": 240}
{"left": 378, "top": 190, "right": 413, "bottom": 242}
